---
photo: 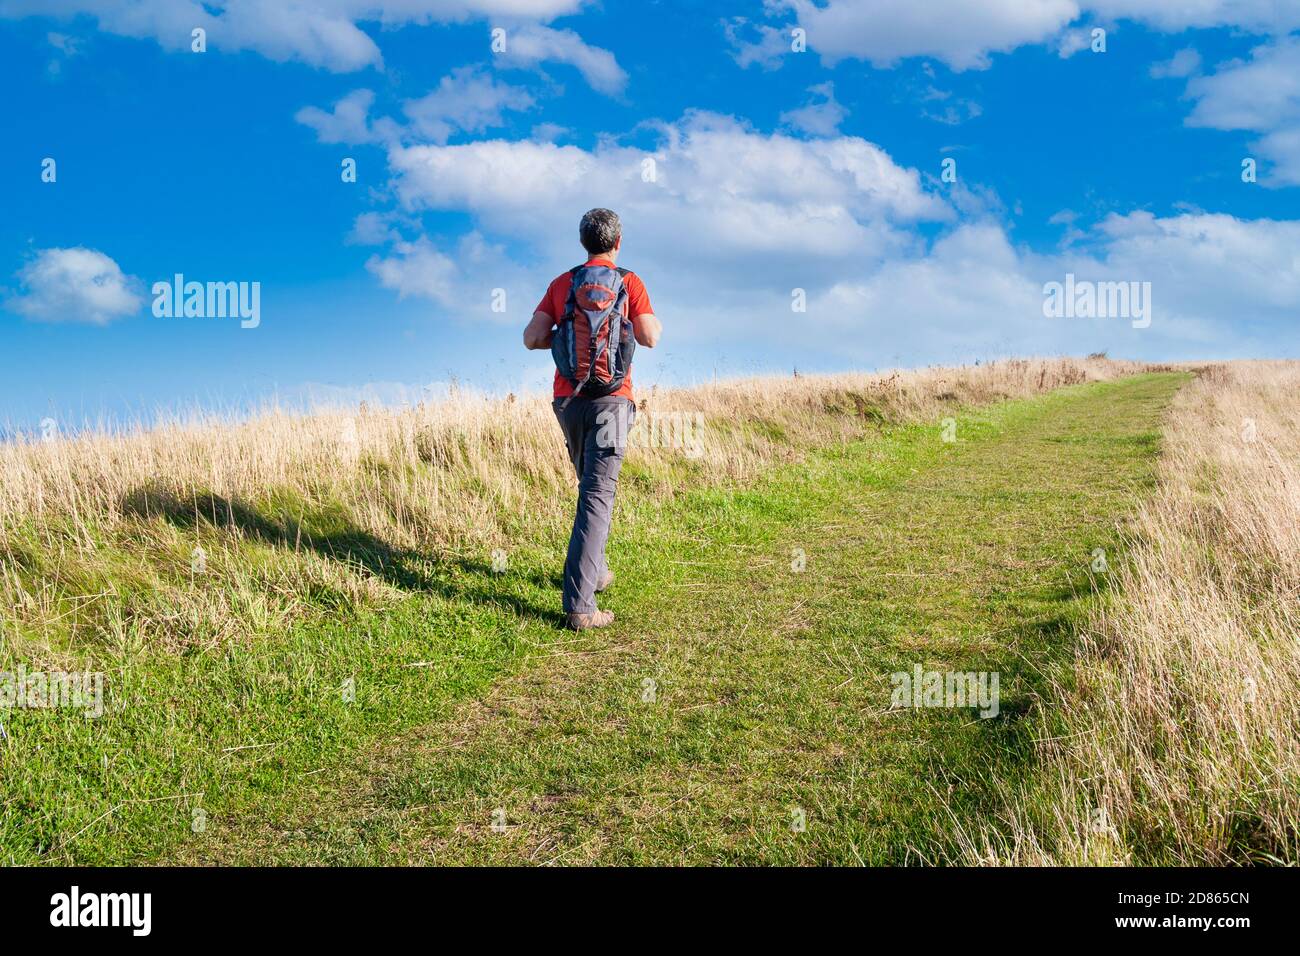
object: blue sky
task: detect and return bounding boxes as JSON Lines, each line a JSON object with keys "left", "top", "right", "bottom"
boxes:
{"left": 1, "top": 0, "right": 1298, "bottom": 430}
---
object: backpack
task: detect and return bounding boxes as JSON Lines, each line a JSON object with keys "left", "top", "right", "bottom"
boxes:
{"left": 551, "top": 262, "right": 636, "bottom": 406}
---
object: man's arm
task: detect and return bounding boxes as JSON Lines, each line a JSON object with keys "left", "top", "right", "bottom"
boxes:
{"left": 632, "top": 312, "right": 661, "bottom": 348}
{"left": 523, "top": 310, "right": 554, "bottom": 350}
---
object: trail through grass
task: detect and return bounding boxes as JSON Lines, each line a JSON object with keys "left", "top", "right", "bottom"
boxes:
{"left": 149, "top": 371, "right": 1185, "bottom": 865}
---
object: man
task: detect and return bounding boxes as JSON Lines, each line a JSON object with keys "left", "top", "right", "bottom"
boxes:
{"left": 523, "top": 208, "right": 662, "bottom": 630}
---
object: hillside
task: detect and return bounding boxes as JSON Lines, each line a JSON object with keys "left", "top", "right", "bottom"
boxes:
{"left": 2, "top": 358, "right": 1295, "bottom": 865}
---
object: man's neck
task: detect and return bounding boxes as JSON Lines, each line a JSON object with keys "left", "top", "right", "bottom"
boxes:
{"left": 589, "top": 251, "right": 618, "bottom": 265}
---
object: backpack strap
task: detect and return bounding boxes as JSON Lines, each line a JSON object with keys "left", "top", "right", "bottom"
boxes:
{"left": 559, "top": 266, "right": 582, "bottom": 322}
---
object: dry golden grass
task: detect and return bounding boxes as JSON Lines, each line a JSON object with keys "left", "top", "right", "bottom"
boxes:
{"left": 0, "top": 356, "right": 1146, "bottom": 660}
{"left": 962, "top": 360, "right": 1300, "bottom": 865}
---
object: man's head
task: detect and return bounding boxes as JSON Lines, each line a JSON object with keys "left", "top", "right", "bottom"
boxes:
{"left": 579, "top": 208, "right": 621, "bottom": 257}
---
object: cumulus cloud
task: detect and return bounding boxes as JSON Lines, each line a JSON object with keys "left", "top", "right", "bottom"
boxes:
{"left": 918, "top": 84, "right": 983, "bottom": 125}
{"left": 529, "top": 121, "right": 569, "bottom": 142}
{"left": 361, "top": 109, "right": 960, "bottom": 380}
{"left": 46, "top": 30, "right": 80, "bottom": 54}
{"left": 1149, "top": 46, "right": 1202, "bottom": 79}
{"left": 812, "top": 224, "right": 1033, "bottom": 326}
{"left": 1080, "top": 210, "right": 1300, "bottom": 323}
{"left": 4, "top": 0, "right": 377, "bottom": 71}
{"left": 749, "top": 0, "right": 1079, "bottom": 71}
{"left": 1185, "top": 36, "right": 1300, "bottom": 186}
{"left": 494, "top": 23, "right": 627, "bottom": 95}
{"left": 361, "top": 106, "right": 1299, "bottom": 367}
{"left": 365, "top": 232, "right": 514, "bottom": 320}
{"left": 730, "top": 0, "right": 1300, "bottom": 72}
{"left": 403, "top": 66, "right": 535, "bottom": 143}
{"left": 347, "top": 210, "right": 418, "bottom": 245}
{"left": 780, "top": 82, "right": 848, "bottom": 137}
{"left": 45, "top": 30, "right": 84, "bottom": 74}
{"left": 799, "top": 210, "right": 1300, "bottom": 362}
{"left": 297, "top": 69, "right": 534, "bottom": 147}
{"left": 365, "top": 236, "right": 460, "bottom": 305}
{"left": 9, "top": 247, "right": 142, "bottom": 324}
{"left": 1054, "top": 26, "right": 1096, "bottom": 58}
{"left": 385, "top": 111, "right": 947, "bottom": 290}
{"left": 722, "top": 17, "right": 792, "bottom": 71}
{"left": 1085, "top": 0, "right": 1300, "bottom": 33}
{"left": 295, "top": 89, "right": 398, "bottom": 145}
{"left": 0, "top": 0, "right": 596, "bottom": 74}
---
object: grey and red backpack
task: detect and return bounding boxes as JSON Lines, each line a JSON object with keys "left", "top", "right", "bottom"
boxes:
{"left": 551, "top": 262, "right": 636, "bottom": 406}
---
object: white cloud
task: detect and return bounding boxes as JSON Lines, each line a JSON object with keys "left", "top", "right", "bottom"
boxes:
{"left": 366, "top": 110, "right": 956, "bottom": 386}
{"left": 45, "top": 30, "right": 83, "bottom": 74}
{"left": 403, "top": 66, "right": 535, "bottom": 142}
{"left": 297, "top": 69, "right": 534, "bottom": 147}
{"left": 348, "top": 210, "right": 415, "bottom": 245}
{"left": 366, "top": 236, "right": 460, "bottom": 305}
{"left": 762, "top": 0, "right": 1080, "bottom": 71}
{"left": 3, "top": 0, "right": 376, "bottom": 71}
{"left": 1185, "top": 36, "right": 1300, "bottom": 186}
{"left": 808, "top": 223, "right": 1040, "bottom": 343}
{"left": 529, "top": 121, "right": 569, "bottom": 142}
{"left": 1085, "top": 0, "right": 1300, "bottom": 33}
{"left": 780, "top": 82, "right": 848, "bottom": 137}
{"left": 494, "top": 23, "right": 627, "bottom": 95}
{"left": 296, "top": 89, "right": 398, "bottom": 144}
{"left": 1054, "top": 26, "right": 1094, "bottom": 58}
{"left": 1083, "top": 210, "right": 1300, "bottom": 321}
{"left": 10, "top": 247, "right": 142, "bottom": 324}
{"left": 1187, "top": 39, "right": 1300, "bottom": 130}
{"left": 799, "top": 210, "right": 1300, "bottom": 362}
{"left": 373, "top": 110, "right": 1299, "bottom": 363}
{"left": 46, "top": 30, "right": 80, "bottom": 54}
{"left": 722, "top": 17, "right": 791, "bottom": 71}
{"left": 1150, "top": 47, "right": 1202, "bottom": 79}
{"left": 0, "top": 0, "right": 591, "bottom": 73}
{"left": 1252, "top": 125, "right": 1300, "bottom": 186}
{"left": 385, "top": 111, "right": 948, "bottom": 292}
{"left": 365, "top": 232, "right": 516, "bottom": 320}
{"left": 731, "top": 1, "right": 1300, "bottom": 72}
{"left": 918, "top": 84, "right": 983, "bottom": 125}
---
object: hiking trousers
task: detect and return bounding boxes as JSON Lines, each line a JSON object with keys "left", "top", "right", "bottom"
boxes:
{"left": 552, "top": 395, "right": 635, "bottom": 614}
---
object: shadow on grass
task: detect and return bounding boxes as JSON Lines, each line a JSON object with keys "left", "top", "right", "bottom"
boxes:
{"left": 121, "top": 484, "right": 566, "bottom": 626}
{"left": 909, "top": 607, "right": 1092, "bottom": 862}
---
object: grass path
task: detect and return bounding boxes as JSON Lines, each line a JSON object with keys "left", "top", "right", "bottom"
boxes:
{"left": 183, "top": 371, "right": 1186, "bottom": 865}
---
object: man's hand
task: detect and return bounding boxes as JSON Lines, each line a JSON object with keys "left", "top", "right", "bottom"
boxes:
{"left": 523, "top": 310, "right": 554, "bottom": 350}
{"left": 632, "top": 312, "right": 661, "bottom": 348}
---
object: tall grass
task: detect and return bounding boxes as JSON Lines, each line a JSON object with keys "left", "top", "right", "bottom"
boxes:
{"left": 962, "top": 360, "right": 1300, "bottom": 865}
{"left": 0, "top": 357, "right": 1145, "bottom": 663}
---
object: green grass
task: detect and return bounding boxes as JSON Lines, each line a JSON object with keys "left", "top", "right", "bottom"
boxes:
{"left": 0, "top": 372, "right": 1188, "bottom": 865}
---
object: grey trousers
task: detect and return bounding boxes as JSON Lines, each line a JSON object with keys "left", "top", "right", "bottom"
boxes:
{"left": 552, "top": 395, "right": 634, "bottom": 614}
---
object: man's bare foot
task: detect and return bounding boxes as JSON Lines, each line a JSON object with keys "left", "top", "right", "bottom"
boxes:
{"left": 596, "top": 569, "right": 615, "bottom": 592}
{"left": 565, "top": 609, "right": 615, "bottom": 630}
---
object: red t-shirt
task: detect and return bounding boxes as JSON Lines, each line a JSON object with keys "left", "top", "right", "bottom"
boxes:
{"left": 536, "top": 257, "right": 654, "bottom": 400}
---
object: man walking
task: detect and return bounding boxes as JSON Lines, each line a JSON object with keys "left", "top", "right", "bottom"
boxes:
{"left": 523, "top": 209, "right": 662, "bottom": 630}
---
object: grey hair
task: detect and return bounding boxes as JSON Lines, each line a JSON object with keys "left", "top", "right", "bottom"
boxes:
{"left": 579, "top": 208, "right": 621, "bottom": 255}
